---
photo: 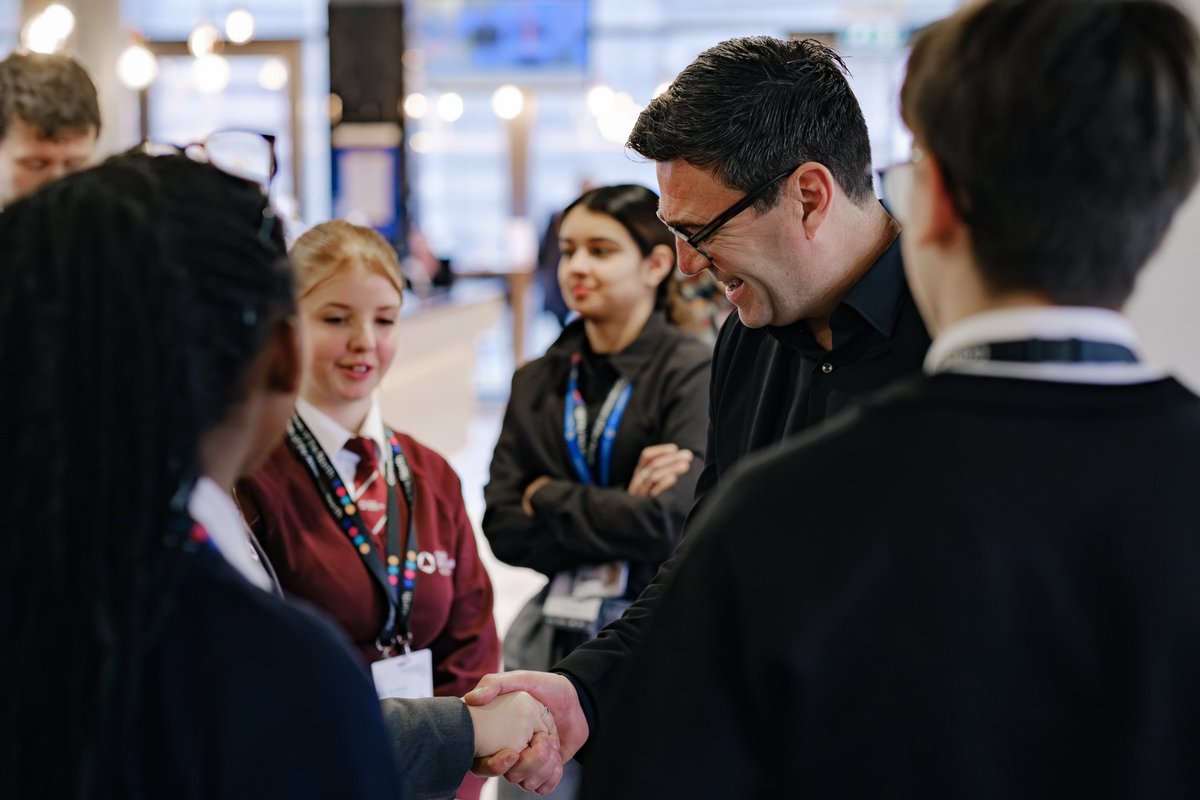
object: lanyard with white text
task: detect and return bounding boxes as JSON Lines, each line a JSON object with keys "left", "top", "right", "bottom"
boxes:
{"left": 563, "top": 352, "right": 634, "bottom": 487}
{"left": 285, "top": 415, "right": 419, "bottom": 652}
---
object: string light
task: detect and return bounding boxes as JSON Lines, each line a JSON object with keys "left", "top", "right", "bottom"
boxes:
{"left": 436, "top": 92, "right": 464, "bottom": 123}
{"left": 225, "top": 8, "right": 255, "bottom": 45}
{"left": 491, "top": 85, "right": 525, "bottom": 121}
{"left": 116, "top": 43, "right": 158, "bottom": 90}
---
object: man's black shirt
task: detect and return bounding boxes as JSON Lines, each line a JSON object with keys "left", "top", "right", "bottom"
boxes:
{"left": 696, "top": 236, "right": 931, "bottom": 497}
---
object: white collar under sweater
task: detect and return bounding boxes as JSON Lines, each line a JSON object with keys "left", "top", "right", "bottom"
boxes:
{"left": 295, "top": 396, "right": 391, "bottom": 487}
{"left": 924, "top": 306, "right": 1166, "bottom": 385}
{"left": 188, "top": 476, "right": 275, "bottom": 592}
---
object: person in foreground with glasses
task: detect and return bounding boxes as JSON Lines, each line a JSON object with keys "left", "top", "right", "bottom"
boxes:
{"left": 468, "top": 36, "right": 931, "bottom": 793}
{"left": 0, "top": 153, "right": 555, "bottom": 799}
{"left": 580, "top": 0, "right": 1200, "bottom": 795}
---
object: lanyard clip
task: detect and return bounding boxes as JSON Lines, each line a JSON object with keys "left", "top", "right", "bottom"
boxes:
{"left": 376, "top": 633, "right": 412, "bottom": 659}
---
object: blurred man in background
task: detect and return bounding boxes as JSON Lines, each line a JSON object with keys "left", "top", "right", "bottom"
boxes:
{"left": 0, "top": 51, "right": 99, "bottom": 208}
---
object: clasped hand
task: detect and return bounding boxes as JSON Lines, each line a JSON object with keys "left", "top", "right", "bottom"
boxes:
{"left": 464, "top": 671, "right": 589, "bottom": 795}
{"left": 465, "top": 689, "right": 560, "bottom": 785}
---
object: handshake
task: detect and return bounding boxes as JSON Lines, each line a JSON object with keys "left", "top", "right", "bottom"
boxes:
{"left": 463, "top": 671, "right": 589, "bottom": 795}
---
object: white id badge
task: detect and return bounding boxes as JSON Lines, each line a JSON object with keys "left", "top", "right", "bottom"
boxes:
{"left": 371, "top": 647, "right": 434, "bottom": 699}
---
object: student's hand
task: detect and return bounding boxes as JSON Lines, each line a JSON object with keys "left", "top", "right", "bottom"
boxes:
{"left": 521, "top": 476, "right": 552, "bottom": 516}
{"left": 465, "top": 690, "right": 557, "bottom": 759}
{"left": 465, "top": 671, "right": 589, "bottom": 794}
{"left": 627, "top": 443, "right": 694, "bottom": 498}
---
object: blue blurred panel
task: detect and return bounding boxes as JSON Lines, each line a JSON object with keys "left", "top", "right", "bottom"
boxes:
{"left": 419, "top": 0, "right": 588, "bottom": 80}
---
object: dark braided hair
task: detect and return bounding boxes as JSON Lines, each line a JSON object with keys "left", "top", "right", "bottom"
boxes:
{"left": 0, "top": 153, "right": 294, "bottom": 798}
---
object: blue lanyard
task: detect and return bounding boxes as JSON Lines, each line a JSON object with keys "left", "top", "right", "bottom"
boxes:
{"left": 563, "top": 352, "right": 634, "bottom": 486}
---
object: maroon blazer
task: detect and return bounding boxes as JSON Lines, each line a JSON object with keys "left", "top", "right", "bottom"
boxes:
{"left": 237, "top": 430, "right": 500, "bottom": 698}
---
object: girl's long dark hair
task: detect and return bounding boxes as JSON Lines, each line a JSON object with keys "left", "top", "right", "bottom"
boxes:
{"left": 0, "top": 153, "right": 294, "bottom": 798}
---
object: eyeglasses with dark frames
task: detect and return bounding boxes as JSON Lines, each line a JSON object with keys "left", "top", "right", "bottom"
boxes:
{"left": 134, "top": 129, "right": 279, "bottom": 243}
{"left": 656, "top": 164, "right": 800, "bottom": 267}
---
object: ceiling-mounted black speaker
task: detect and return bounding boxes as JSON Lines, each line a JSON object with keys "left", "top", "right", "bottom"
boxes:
{"left": 328, "top": 1, "right": 406, "bottom": 124}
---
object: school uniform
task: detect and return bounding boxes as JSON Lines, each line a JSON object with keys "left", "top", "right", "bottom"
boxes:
{"left": 194, "top": 475, "right": 477, "bottom": 799}
{"left": 583, "top": 307, "right": 1200, "bottom": 798}
{"left": 237, "top": 399, "right": 498, "bottom": 800}
{"left": 130, "top": 505, "right": 402, "bottom": 798}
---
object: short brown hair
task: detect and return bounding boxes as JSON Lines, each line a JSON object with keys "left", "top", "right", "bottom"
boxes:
{"left": 901, "top": 0, "right": 1200, "bottom": 307}
{"left": 289, "top": 219, "right": 405, "bottom": 299}
{"left": 0, "top": 52, "right": 101, "bottom": 140}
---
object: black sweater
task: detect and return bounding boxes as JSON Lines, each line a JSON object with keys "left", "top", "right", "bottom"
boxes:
{"left": 557, "top": 238, "right": 930, "bottom": 739}
{"left": 585, "top": 373, "right": 1200, "bottom": 798}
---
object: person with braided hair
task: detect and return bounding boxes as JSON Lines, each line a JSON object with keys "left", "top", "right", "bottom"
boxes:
{"left": 0, "top": 153, "right": 553, "bottom": 799}
{"left": 0, "top": 151, "right": 395, "bottom": 798}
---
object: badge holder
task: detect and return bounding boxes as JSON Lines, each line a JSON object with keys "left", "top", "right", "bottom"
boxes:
{"left": 543, "top": 561, "right": 629, "bottom": 636}
{"left": 372, "top": 636, "right": 434, "bottom": 699}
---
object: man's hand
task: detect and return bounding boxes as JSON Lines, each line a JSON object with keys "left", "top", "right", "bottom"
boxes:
{"left": 627, "top": 443, "right": 694, "bottom": 497}
{"left": 464, "top": 671, "right": 589, "bottom": 794}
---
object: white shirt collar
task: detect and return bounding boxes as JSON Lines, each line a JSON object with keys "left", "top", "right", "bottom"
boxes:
{"left": 296, "top": 396, "right": 388, "bottom": 455}
{"left": 924, "top": 306, "right": 1165, "bottom": 384}
{"left": 187, "top": 476, "right": 275, "bottom": 592}
{"left": 295, "top": 396, "right": 390, "bottom": 485}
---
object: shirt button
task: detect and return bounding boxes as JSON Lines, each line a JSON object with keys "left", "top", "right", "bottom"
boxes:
{"left": 821, "top": 362, "right": 834, "bottom": 374}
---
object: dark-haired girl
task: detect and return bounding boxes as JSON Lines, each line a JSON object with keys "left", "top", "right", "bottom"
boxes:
{"left": 482, "top": 184, "right": 712, "bottom": 798}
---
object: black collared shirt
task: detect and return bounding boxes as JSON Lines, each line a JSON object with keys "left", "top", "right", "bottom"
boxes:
{"left": 695, "top": 236, "right": 930, "bottom": 498}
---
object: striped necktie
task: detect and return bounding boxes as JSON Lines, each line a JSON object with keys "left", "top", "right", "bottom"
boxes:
{"left": 345, "top": 436, "right": 388, "bottom": 540}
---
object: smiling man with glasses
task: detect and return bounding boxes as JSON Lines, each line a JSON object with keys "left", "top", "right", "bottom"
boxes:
{"left": 636, "top": 37, "right": 931, "bottom": 502}
{"left": 467, "top": 36, "right": 933, "bottom": 795}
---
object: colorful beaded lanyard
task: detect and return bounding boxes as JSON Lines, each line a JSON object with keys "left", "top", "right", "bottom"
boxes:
{"left": 286, "top": 415, "right": 419, "bottom": 653}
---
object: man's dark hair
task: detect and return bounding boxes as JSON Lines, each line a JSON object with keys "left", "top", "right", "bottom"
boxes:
{"left": 0, "top": 51, "right": 101, "bottom": 140}
{"left": 627, "top": 36, "right": 874, "bottom": 208}
{"left": 0, "top": 153, "right": 292, "bottom": 798}
{"left": 902, "top": 0, "right": 1200, "bottom": 307}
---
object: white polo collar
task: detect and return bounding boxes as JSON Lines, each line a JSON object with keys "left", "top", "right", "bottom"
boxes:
{"left": 188, "top": 476, "right": 275, "bottom": 592}
{"left": 924, "top": 306, "right": 1165, "bottom": 384}
{"left": 295, "top": 396, "right": 389, "bottom": 461}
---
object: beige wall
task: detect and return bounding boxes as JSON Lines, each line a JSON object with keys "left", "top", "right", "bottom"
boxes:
{"left": 1126, "top": 0, "right": 1200, "bottom": 391}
